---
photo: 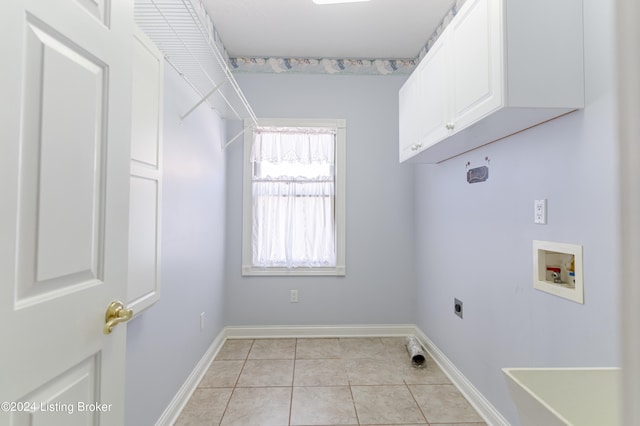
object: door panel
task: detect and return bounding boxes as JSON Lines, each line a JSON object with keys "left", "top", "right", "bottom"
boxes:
{"left": 450, "top": 0, "right": 503, "bottom": 130}
{"left": 0, "top": 0, "right": 133, "bottom": 425}
{"left": 398, "top": 70, "right": 421, "bottom": 161}
{"left": 127, "top": 27, "right": 163, "bottom": 314}
{"left": 75, "top": 0, "right": 111, "bottom": 27}
{"left": 18, "top": 18, "right": 106, "bottom": 303}
{"left": 418, "top": 36, "right": 450, "bottom": 149}
{"left": 127, "top": 176, "right": 159, "bottom": 305}
{"left": 131, "top": 29, "right": 162, "bottom": 169}
{"left": 12, "top": 356, "right": 100, "bottom": 426}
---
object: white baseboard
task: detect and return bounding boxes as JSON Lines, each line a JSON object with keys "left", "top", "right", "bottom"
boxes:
{"left": 156, "top": 324, "right": 508, "bottom": 426}
{"left": 413, "top": 328, "right": 510, "bottom": 426}
{"left": 223, "top": 323, "right": 417, "bottom": 339}
{"left": 154, "top": 331, "right": 227, "bottom": 426}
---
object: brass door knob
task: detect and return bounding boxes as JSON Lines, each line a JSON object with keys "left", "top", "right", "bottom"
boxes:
{"left": 103, "top": 301, "right": 133, "bottom": 334}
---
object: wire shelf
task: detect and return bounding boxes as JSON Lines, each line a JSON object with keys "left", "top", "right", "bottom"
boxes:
{"left": 135, "top": 0, "right": 257, "bottom": 146}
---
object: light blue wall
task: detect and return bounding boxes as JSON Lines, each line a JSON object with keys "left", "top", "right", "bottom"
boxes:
{"left": 413, "top": 0, "right": 620, "bottom": 424}
{"left": 125, "top": 63, "right": 228, "bottom": 426}
{"left": 224, "top": 73, "right": 417, "bottom": 326}
{"left": 125, "top": 1, "right": 621, "bottom": 423}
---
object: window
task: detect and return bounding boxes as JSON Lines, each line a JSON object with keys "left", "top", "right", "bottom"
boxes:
{"left": 242, "top": 118, "right": 346, "bottom": 276}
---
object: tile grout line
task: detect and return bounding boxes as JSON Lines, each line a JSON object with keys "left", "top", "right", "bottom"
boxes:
{"left": 405, "top": 378, "right": 431, "bottom": 425}
{"left": 340, "top": 337, "right": 362, "bottom": 426}
{"left": 347, "top": 383, "right": 361, "bottom": 426}
{"left": 289, "top": 338, "right": 298, "bottom": 426}
{"left": 217, "top": 338, "right": 255, "bottom": 426}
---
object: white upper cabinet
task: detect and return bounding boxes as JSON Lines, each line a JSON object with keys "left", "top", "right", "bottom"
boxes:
{"left": 449, "top": 0, "right": 502, "bottom": 134}
{"left": 419, "top": 38, "right": 451, "bottom": 152}
{"left": 399, "top": 0, "right": 584, "bottom": 163}
{"left": 399, "top": 63, "right": 422, "bottom": 160}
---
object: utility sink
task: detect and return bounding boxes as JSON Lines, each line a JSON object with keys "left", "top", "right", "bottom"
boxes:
{"left": 502, "top": 368, "right": 621, "bottom": 426}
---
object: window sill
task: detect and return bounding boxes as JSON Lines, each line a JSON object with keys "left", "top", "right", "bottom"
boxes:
{"left": 242, "top": 265, "right": 346, "bottom": 277}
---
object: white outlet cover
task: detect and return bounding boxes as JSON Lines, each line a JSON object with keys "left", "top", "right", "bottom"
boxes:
{"left": 534, "top": 199, "right": 547, "bottom": 224}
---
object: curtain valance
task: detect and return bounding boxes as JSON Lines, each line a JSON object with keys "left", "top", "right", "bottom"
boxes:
{"left": 251, "top": 127, "right": 336, "bottom": 165}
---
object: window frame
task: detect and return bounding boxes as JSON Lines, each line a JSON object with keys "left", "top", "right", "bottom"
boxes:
{"left": 241, "top": 118, "right": 346, "bottom": 276}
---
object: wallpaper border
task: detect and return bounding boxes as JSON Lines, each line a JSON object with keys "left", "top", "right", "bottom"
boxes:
{"left": 195, "top": 0, "right": 467, "bottom": 76}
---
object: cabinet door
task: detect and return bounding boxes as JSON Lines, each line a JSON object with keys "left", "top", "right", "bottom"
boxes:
{"left": 128, "top": 27, "right": 164, "bottom": 315}
{"left": 399, "top": 68, "right": 421, "bottom": 162}
{"left": 418, "top": 36, "right": 451, "bottom": 150}
{"left": 449, "top": 0, "right": 503, "bottom": 132}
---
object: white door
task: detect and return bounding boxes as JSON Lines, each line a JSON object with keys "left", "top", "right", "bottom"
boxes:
{"left": 0, "top": 0, "right": 133, "bottom": 425}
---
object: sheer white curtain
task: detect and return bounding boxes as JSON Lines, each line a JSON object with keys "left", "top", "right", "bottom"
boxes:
{"left": 251, "top": 127, "right": 336, "bottom": 269}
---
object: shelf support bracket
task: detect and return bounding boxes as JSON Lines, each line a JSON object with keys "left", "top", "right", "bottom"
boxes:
{"left": 222, "top": 124, "right": 254, "bottom": 151}
{"left": 180, "top": 79, "right": 228, "bottom": 121}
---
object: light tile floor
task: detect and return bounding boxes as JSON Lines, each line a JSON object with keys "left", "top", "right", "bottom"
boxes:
{"left": 175, "top": 337, "right": 486, "bottom": 426}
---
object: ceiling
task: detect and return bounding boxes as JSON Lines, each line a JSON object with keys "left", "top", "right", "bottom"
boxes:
{"left": 201, "top": 0, "right": 456, "bottom": 60}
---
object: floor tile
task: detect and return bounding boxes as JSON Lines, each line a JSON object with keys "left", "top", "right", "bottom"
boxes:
{"left": 409, "top": 384, "right": 485, "bottom": 424}
{"left": 199, "top": 360, "right": 245, "bottom": 388}
{"left": 178, "top": 338, "right": 485, "bottom": 426}
{"left": 174, "top": 388, "right": 232, "bottom": 426}
{"left": 248, "top": 338, "right": 297, "bottom": 359}
{"left": 401, "top": 355, "right": 452, "bottom": 385}
{"left": 290, "top": 386, "right": 358, "bottom": 425}
{"left": 294, "top": 358, "right": 349, "bottom": 386}
{"left": 296, "top": 338, "right": 341, "bottom": 359}
{"left": 220, "top": 387, "right": 291, "bottom": 426}
{"left": 426, "top": 423, "right": 487, "bottom": 426}
{"left": 351, "top": 385, "right": 427, "bottom": 424}
{"left": 345, "top": 358, "right": 404, "bottom": 385}
{"left": 382, "top": 349, "right": 413, "bottom": 367}
{"left": 379, "top": 336, "right": 408, "bottom": 356}
{"left": 236, "top": 359, "right": 294, "bottom": 387}
{"left": 216, "top": 339, "right": 253, "bottom": 360}
{"left": 339, "top": 337, "right": 387, "bottom": 359}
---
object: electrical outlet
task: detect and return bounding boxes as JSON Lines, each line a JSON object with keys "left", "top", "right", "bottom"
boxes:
{"left": 534, "top": 199, "right": 547, "bottom": 224}
{"left": 200, "top": 312, "right": 205, "bottom": 330}
{"left": 454, "top": 298, "right": 463, "bottom": 319}
{"left": 290, "top": 289, "right": 298, "bottom": 303}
